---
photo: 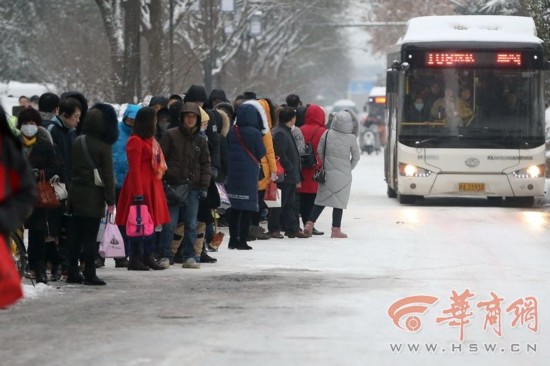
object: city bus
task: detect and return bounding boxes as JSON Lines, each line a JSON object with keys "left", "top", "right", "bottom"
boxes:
{"left": 364, "top": 86, "right": 387, "bottom": 146}
{"left": 384, "top": 15, "right": 547, "bottom": 206}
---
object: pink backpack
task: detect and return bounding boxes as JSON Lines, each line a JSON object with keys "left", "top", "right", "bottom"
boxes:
{"left": 126, "top": 204, "right": 154, "bottom": 237}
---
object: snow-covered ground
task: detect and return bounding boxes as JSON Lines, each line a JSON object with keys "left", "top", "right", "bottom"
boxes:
{"left": 1, "top": 151, "right": 549, "bottom": 366}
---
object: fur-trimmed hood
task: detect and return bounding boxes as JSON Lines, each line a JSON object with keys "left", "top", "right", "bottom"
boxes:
{"left": 242, "top": 100, "right": 269, "bottom": 135}
{"left": 82, "top": 103, "right": 119, "bottom": 145}
{"left": 216, "top": 109, "right": 230, "bottom": 137}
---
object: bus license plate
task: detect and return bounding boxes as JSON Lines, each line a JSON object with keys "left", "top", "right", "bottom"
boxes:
{"left": 459, "top": 183, "right": 485, "bottom": 192}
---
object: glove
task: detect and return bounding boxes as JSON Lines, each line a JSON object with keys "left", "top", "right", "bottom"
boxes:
{"left": 270, "top": 172, "right": 278, "bottom": 182}
{"left": 133, "top": 195, "right": 144, "bottom": 204}
{"left": 199, "top": 190, "right": 208, "bottom": 201}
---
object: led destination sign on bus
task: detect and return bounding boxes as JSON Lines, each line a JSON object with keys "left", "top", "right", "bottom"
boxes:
{"left": 425, "top": 52, "right": 522, "bottom": 67}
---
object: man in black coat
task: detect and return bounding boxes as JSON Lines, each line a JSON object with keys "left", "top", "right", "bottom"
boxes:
{"left": 268, "top": 106, "right": 309, "bottom": 238}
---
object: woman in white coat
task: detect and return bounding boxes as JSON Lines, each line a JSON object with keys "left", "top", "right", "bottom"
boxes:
{"left": 303, "top": 109, "right": 360, "bottom": 238}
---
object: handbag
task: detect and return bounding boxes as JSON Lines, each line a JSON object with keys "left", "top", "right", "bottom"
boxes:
{"left": 300, "top": 127, "right": 321, "bottom": 168}
{"left": 313, "top": 131, "right": 329, "bottom": 184}
{"left": 99, "top": 213, "right": 126, "bottom": 258}
{"left": 164, "top": 182, "right": 189, "bottom": 207}
{"left": 49, "top": 175, "right": 68, "bottom": 201}
{"left": 126, "top": 203, "right": 154, "bottom": 238}
{"left": 36, "top": 170, "right": 61, "bottom": 209}
{"left": 264, "top": 181, "right": 281, "bottom": 208}
{"left": 0, "top": 235, "right": 24, "bottom": 309}
{"left": 80, "top": 136, "right": 105, "bottom": 187}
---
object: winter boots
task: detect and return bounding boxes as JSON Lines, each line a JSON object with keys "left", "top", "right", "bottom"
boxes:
{"left": 143, "top": 254, "right": 166, "bottom": 270}
{"left": 248, "top": 225, "right": 270, "bottom": 240}
{"left": 303, "top": 221, "right": 314, "bottom": 236}
{"left": 83, "top": 267, "right": 106, "bottom": 286}
{"left": 331, "top": 227, "right": 348, "bottom": 238}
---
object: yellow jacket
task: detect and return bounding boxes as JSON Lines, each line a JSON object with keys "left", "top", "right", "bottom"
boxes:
{"left": 250, "top": 99, "right": 277, "bottom": 190}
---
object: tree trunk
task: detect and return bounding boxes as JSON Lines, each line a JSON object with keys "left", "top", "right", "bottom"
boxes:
{"left": 123, "top": 0, "right": 141, "bottom": 103}
{"left": 146, "top": 0, "right": 165, "bottom": 95}
{"left": 94, "top": 0, "right": 126, "bottom": 103}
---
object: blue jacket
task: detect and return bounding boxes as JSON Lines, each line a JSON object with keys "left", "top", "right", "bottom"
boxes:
{"left": 112, "top": 121, "right": 132, "bottom": 189}
{"left": 226, "top": 104, "right": 266, "bottom": 211}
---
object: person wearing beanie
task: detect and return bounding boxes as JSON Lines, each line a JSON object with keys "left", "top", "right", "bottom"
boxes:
{"left": 149, "top": 96, "right": 168, "bottom": 112}
{"left": 207, "top": 89, "right": 229, "bottom": 109}
{"left": 183, "top": 85, "right": 208, "bottom": 105}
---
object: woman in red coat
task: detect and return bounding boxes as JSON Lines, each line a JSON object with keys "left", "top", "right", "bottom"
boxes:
{"left": 116, "top": 107, "right": 170, "bottom": 270}
{"left": 298, "top": 104, "right": 326, "bottom": 234}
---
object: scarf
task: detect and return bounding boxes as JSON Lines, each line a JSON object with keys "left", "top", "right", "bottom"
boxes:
{"left": 151, "top": 138, "right": 167, "bottom": 180}
{"left": 21, "top": 135, "right": 37, "bottom": 148}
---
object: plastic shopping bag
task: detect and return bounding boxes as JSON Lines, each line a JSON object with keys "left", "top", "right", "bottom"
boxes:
{"left": 99, "top": 214, "right": 126, "bottom": 258}
{"left": 215, "top": 182, "right": 231, "bottom": 213}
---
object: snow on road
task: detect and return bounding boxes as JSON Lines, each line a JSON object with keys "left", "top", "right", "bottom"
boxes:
{"left": 2, "top": 151, "right": 549, "bottom": 366}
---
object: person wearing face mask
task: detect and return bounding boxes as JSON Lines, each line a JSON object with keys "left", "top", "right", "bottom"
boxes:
{"left": 407, "top": 96, "right": 430, "bottom": 122}
{"left": 17, "top": 107, "right": 63, "bottom": 284}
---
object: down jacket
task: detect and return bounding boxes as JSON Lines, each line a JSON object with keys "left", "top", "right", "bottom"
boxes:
{"left": 314, "top": 110, "right": 361, "bottom": 209}
{"left": 226, "top": 104, "right": 266, "bottom": 211}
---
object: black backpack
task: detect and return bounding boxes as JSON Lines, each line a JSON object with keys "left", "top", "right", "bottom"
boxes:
{"left": 300, "top": 127, "right": 320, "bottom": 168}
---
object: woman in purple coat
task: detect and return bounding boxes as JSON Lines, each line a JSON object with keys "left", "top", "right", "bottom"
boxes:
{"left": 226, "top": 104, "right": 266, "bottom": 250}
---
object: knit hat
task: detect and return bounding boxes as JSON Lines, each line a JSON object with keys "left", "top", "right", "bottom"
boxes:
{"left": 183, "top": 85, "right": 208, "bottom": 104}
{"left": 149, "top": 96, "right": 168, "bottom": 108}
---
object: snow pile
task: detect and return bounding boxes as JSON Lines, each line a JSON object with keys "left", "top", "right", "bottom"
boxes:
{"left": 22, "top": 283, "right": 53, "bottom": 300}
{"left": 399, "top": 15, "right": 541, "bottom": 44}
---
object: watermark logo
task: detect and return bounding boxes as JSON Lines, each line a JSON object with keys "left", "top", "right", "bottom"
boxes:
{"left": 388, "top": 295, "right": 438, "bottom": 332}
{"left": 388, "top": 289, "right": 539, "bottom": 345}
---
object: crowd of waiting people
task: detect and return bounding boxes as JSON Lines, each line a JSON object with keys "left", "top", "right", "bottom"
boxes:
{"left": 1, "top": 86, "right": 361, "bottom": 286}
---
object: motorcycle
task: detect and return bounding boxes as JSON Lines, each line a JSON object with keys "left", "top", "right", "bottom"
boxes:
{"left": 360, "top": 123, "right": 381, "bottom": 155}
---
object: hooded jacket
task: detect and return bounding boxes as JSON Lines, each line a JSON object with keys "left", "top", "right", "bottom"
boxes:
{"left": 112, "top": 121, "right": 132, "bottom": 189}
{"left": 314, "top": 110, "right": 361, "bottom": 209}
{"left": 43, "top": 115, "right": 76, "bottom": 186}
{"left": 69, "top": 103, "right": 118, "bottom": 217}
{"left": 226, "top": 104, "right": 266, "bottom": 211}
{"left": 298, "top": 104, "right": 326, "bottom": 194}
{"left": 160, "top": 122, "right": 211, "bottom": 191}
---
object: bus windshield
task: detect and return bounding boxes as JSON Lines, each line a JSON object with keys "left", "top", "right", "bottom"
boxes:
{"left": 399, "top": 68, "right": 544, "bottom": 149}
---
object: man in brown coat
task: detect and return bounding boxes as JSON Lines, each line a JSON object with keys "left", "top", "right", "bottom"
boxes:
{"left": 158, "top": 102, "right": 211, "bottom": 269}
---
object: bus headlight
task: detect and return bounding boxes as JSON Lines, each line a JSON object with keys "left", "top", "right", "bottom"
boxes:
{"left": 399, "top": 163, "right": 432, "bottom": 177}
{"left": 512, "top": 164, "right": 545, "bottom": 179}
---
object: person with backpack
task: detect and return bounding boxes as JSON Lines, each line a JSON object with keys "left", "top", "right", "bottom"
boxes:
{"left": 298, "top": 104, "right": 326, "bottom": 235}
{"left": 116, "top": 107, "right": 169, "bottom": 271}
